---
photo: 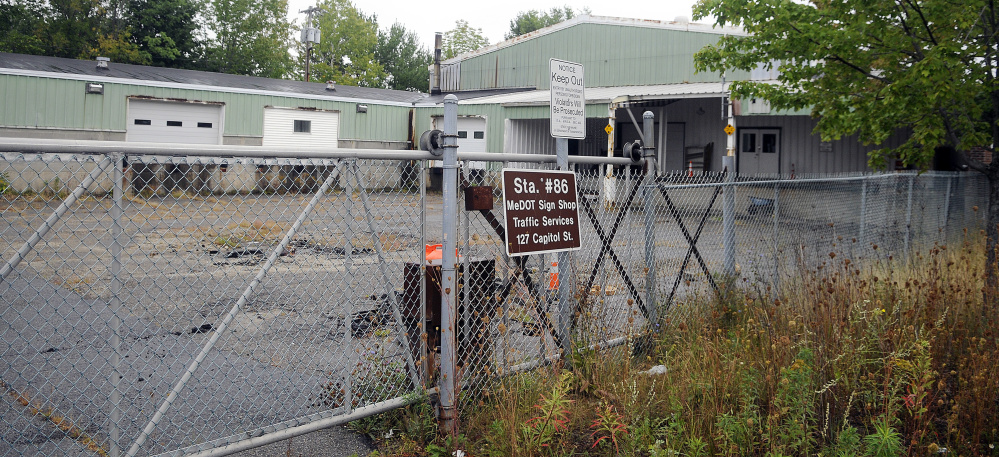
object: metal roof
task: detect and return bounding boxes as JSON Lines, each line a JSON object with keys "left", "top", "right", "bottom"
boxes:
{"left": 415, "top": 87, "right": 537, "bottom": 106}
{"left": 0, "top": 53, "right": 426, "bottom": 105}
{"left": 457, "top": 82, "right": 736, "bottom": 106}
{"left": 443, "top": 15, "right": 746, "bottom": 64}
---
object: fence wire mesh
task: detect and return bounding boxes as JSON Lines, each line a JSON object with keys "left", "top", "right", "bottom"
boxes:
{"left": 0, "top": 149, "right": 989, "bottom": 455}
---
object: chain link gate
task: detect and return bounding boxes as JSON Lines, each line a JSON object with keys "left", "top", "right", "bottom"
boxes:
{"left": 1, "top": 123, "right": 989, "bottom": 454}
{"left": 1, "top": 144, "right": 437, "bottom": 456}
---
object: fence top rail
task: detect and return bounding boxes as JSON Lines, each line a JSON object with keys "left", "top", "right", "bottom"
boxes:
{"left": 656, "top": 172, "right": 953, "bottom": 191}
{"left": 0, "top": 138, "right": 645, "bottom": 166}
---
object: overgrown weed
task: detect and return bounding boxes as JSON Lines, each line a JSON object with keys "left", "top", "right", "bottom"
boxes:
{"left": 372, "top": 233, "right": 998, "bottom": 456}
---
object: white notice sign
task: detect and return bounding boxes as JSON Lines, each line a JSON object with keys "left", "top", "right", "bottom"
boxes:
{"left": 549, "top": 58, "right": 585, "bottom": 139}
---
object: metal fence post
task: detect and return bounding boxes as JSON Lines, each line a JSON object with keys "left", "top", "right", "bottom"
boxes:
{"left": 905, "top": 174, "right": 914, "bottom": 256}
{"left": 722, "top": 98, "right": 736, "bottom": 277}
{"left": 859, "top": 177, "right": 867, "bottom": 247}
{"left": 943, "top": 174, "right": 953, "bottom": 242}
{"left": 110, "top": 153, "right": 124, "bottom": 457}
{"left": 439, "top": 94, "right": 459, "bottom": 435}
{"left": 556, "top": 137, "right": 571, "bottom": 353}
{"left": 641, "top": 111, "right": 658, "bottom": 326}
{"left": 420, "top": 160, "right": 428, "bottom": 385}
{"left": 771, "top": 181, "right": 779, "bottom": 297}
{"left": 722, "top": 156, "right": 736, "bottom": 277}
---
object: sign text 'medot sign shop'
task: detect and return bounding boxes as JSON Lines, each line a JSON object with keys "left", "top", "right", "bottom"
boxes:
{"left": 502, "top": 169, "right": 581, "bottom": 257}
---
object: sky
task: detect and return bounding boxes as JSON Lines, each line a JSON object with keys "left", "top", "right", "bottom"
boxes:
{"left": 285, "top": 0, "right": 703, "bottom": 50}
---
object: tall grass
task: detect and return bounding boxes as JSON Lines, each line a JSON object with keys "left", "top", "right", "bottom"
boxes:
{"left": 370, "top": 232, "right": 999, "bottom": 456}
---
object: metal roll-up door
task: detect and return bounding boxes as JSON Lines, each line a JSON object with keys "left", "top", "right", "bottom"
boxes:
{"left": 126, "top": 99, "right": 222, "bottom": 144}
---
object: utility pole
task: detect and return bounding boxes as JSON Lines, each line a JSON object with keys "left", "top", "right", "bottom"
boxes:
{"left": 300, "top": 6, "right": 322, "bottom": 82}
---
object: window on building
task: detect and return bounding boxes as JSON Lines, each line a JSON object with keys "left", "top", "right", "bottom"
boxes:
{"left": 134, "top": 119, "right": 151, "bottom": 125}
{"left": 457, "top": 131, "right": 468, "bottom": 139}
{"left": 197, "top": 122, "right": 213, "bottom": 128}
{"left": 294, "top": 120, "right": 311, "bottom": 133}
{"left": 167, "top": 121, "right": 182, "bottom": 127}
{"left": 473, "top": 131, "right": 484, "bottom": 139}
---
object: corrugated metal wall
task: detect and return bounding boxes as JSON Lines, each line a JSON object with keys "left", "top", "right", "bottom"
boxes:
{"left": 411, "top": 103, "right": 611, "bottom": 154}
{"left": 0, "top": 74, "right": 412, "bottom": 141}
{"left": 452, "top": 23, "right": 750, "bottom": 91}
{"left": 504, "top": 117, "right": 611, "bottom": 156}
{"left": 738, "top": 115, "right": 908, "bottom": 174}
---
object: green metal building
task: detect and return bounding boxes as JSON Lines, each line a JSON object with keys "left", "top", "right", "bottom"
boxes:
{"left": 413, "top": 15, "right": 910, "bottom": 175}
{"left": 1, "top": 14, "right": 912, "bottom": 177}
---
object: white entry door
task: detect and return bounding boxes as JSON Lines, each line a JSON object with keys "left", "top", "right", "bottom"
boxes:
{"left": 738, "top": 128, "right": 780, "bottom": 175}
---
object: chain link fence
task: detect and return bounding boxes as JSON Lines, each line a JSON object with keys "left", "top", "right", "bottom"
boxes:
{"left": 448, "top": 162, "right": 988, "bottom": 416}
{"left": 0, "top": 140, "right": 988, "bottom": 455}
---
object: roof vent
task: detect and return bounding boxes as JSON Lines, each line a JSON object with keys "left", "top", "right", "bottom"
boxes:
{"left": 674, "top": 15, "right": 690, "bottom": 25}
{"left": 96, "top": 56, "right": 110, "bottom": 69}
{"left": 325, "top": 81, "right": 335, "bottom": 91}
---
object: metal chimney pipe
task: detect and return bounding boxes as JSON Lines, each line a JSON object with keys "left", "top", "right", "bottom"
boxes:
{"left": 432, "top": 33, "right": 443, "bottom": 94}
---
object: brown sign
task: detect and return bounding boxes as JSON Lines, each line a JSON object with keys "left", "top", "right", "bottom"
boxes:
{"left": 502, "top": 169, "right": 581, "bottom": 256}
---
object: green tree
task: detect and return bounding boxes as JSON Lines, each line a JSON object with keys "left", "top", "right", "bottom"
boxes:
{"left": 84, "top": 31, "right": 151, "bottom": 64}
{"left": 442, "top": 19, "right": 489, "bottom": 59}
{"left": 127, "top": 0, "right": 201, "bottom": 68}
{"left": 375, "top": 22, "right": 431, "bottom": 92}
{"left": 303, "top": 0, "right": 386, "bottom": 87}
{"left": 0, "top": 0, "right": 46, "bottom": 55}
{"left": 692, "top": 0, "right": 999, "bottom": 300}
{"left": 43, "top": 0, "right": 103, "bottom": 58}
{"left": 202, "top": 0, "right": 293, "bottom": 78}
{"left": 505, "top": 6, "right": 588, "bottom": 40}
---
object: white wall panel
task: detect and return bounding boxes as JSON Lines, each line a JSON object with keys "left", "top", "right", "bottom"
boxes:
{"left": 262, "top": 107, "right": 339, "bottom": 148}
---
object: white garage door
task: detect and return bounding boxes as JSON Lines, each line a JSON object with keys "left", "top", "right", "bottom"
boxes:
{"left": 262, "top": 108, "right": 339, "bottom": 148}
{"left": 126, "top": 99, "right": 222, "bottom": 144}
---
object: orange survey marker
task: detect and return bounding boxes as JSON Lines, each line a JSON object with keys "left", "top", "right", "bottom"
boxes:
{"left": 548, "top": 262, "right": 559, "bottom": 290}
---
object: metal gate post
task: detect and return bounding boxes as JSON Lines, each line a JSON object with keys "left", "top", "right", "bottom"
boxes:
{"left": 439, "top": 94, "right": 459, "bottom": 435}
{"left": 110, "top": 153, "right": 124, "bottom": 457}
{"left": 556, "top": 137, "right": 571, "bottom": 353}
{"left": 641, "top": 111, "right": 658, "bottom": 326}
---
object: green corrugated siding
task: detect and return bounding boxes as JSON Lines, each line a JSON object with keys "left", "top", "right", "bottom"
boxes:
{"left": 456, "top": 23, "right": 750, "bottom": 90}
{"left": 0, "top": 74, "right": 412, "bottom": 140}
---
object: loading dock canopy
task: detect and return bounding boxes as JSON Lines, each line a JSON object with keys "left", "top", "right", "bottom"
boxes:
{"left": 457, "top": 82, "right": 738, "bottom": 107}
